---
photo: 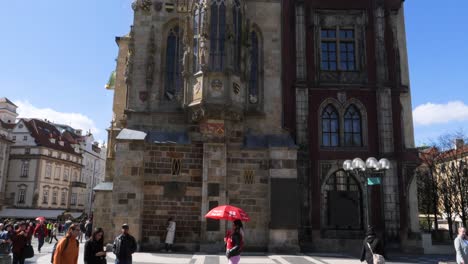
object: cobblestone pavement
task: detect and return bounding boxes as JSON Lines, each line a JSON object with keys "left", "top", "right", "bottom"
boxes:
{"left": 24, "top": 236, "right": 454, "bottom": 264}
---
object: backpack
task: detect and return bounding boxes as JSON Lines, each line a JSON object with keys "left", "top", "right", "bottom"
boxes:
{"left": 50, "top": 237, "right": 79, "bottom": 263}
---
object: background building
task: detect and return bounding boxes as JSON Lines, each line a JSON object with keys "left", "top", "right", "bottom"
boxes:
{"left": 2, "top": 118, "right": 84, "bottom": 218}
{"left": 0, "top": 98, "right": 17, "bottom": 208}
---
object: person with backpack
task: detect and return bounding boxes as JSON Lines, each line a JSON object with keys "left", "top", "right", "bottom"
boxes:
{"left": 360, "top": 226, "right": 385, "bottom": 264}
{"left": 113, "top": 223, "right": 137, "bottom": 264}
{"left": 52, "top": 223, "right": 80, "bottom": 264}
{"left": 84, "top": 227, "right": 106, "bottom": 264}
{"left": 33, "top": 221, "right": 48, "bottom": 253}
{"left": 225, "top": 220, "right": 244, "bottom": 264}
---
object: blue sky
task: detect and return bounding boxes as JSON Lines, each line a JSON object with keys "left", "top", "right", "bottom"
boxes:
{"left": 0, "top": 0, "right": 467, "bottom": 146}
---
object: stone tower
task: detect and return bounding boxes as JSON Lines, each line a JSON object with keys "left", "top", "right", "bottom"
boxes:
{"left": 96, "top": 0, "right": 299, "bottom": 252}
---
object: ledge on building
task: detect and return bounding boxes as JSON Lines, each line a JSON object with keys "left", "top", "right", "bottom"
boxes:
{"left": 93, "top": 182, "right": 113, "bottom": 192}
{"left": 116, "top": 129, "right": 147, "bottom": 141}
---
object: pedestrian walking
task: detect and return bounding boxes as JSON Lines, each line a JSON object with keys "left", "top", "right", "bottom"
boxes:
{"left": 11, "top": 222, "right": 30, "bottom": 264}
{"left": 33, "top": 221, "right": 47, "bottom": 253}
{"left": 52, "top": 223, "right": 80, "bottom": 264}
{"left": 79, "top": 220, "right": 86, "bottom": 243}
{"left": 84, "top": 227, "right": 107, "bottom": 264}
{"left": 360, "top": 226, "right": 385, "bottom": 264}
{"left": 165, "top": 217, "right": 176, "bottom": 252}
{"left": 454, "top": 226, "right": 468, "bottom": 264}
{"left": 26, "top": 222, "right": 34, "bottom": 244}
{"left": 49, "top": 223, "right": 59, "bottom": 243}
{"left": 85, "top": 220, "right": 93, "bottom": 240}
{"left": 225, "top": 220, "right": 244, "bottom": 264}
{"left": 113, "top": 223, "right": 137, "bottom": 264}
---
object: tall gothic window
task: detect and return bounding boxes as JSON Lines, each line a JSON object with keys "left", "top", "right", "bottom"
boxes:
{"left": 193, "top": 6, "right": 200, "bottom": 73}
{"left": 344, "top": 105, "right": 362, "bottom": 146}
{"left": 232, "top": 0, "right": 242, "bottom": 73}
{"left": 210, "top": 0, "right": 226, "bottom": 71}
{"left": 248, "top": 30, "right": 259, "bottom": 104}
{"left": 165, "top": 26, "right": 183, "bottom": 100}
{"left": 321, "top": 105, "right": 339, "bottom": 147}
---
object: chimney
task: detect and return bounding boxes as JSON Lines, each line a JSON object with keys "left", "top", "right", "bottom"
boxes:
{"left": 455, "top": 139, "right": 465, "bottom": 150}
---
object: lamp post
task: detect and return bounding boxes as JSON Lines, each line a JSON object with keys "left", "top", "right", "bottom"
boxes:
{"left": 343, "top": 157, "right": 390, "bottom": 228}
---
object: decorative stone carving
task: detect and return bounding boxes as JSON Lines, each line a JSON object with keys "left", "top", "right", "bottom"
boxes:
{"left": 125, "top": 27, "right": 135, "bottom": 87}
{"left": 154, "top": 1, "right": 163, "bottom": 11}
{"left": 233, "top": 82, "right": 240, "bottom": 95}
{"left": 191, "top": 107, "right": 205, "bottom": 122}
{"left": 321, "top": 163, "right": 332, "bottom": 180}
{"left": 249, "top": 94, "right": 258, "bottom": 104}
{"left": 132, "top": 0, "right": 152, "bottom": 13}
{"left": 337, "top": 92, "right": 346, "bottom": 104}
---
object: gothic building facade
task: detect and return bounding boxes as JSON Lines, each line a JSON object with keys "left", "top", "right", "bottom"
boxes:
{"left": 282, "top": 0, "right": 420, "bottom": 252}
{"left": 95, "top": 0, "right": 420, "bottom": 253}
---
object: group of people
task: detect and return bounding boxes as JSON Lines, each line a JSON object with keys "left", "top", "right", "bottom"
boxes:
{"left": 52, "top": 222, "right": 137, "bottom": 264}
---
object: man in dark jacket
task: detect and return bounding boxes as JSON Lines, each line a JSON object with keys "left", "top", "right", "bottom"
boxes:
{"left": 360, "top": 226, "right": 385, "bottom": 264}
{"left": 33, "top": 221, "right": 47, "bottom": 253}
{"left": 113, "top": 224, "right": 137, "bottom": 264}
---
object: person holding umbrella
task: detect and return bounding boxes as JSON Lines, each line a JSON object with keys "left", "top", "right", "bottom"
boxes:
{"left": 225, "top": 220, "right": 244, "bottom": 264}
{"left": 205, "top": 205, "right": 249, "bottom": 264}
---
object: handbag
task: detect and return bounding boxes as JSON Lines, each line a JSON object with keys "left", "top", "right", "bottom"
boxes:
{"left": 23, "top": 244, "right": 34, "bottom": 259}
{"left": 367, "top": 242, "right": 385, "bottom": 264}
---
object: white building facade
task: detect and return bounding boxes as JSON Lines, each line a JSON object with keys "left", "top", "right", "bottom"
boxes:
{"left": 79, "top": 134, "right": 106, "bottom": 214}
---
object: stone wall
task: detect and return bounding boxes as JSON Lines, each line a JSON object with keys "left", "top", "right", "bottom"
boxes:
{"left": 141, "top": 143, "right": 203, "bottom": 251}
{"left": 92, "top": 189, "right": 114, "bottom": 244}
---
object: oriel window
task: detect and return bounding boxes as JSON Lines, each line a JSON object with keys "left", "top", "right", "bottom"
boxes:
{"left": 321, "top": 28, "right": 356, "bottom": 71}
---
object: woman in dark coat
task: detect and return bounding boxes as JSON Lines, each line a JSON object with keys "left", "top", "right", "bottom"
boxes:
{"left": 84, "top": 227, "right": 106, "bottom": 264}
{"left": 360, "top": 226, "right": 385, "bottom": 264}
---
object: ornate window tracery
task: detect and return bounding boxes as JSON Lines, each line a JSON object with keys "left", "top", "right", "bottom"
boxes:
{"left": 232, "top": 0, "right": 242, "bottom": 73}
{"left": 210, "top": 0, "right": 226, "bottom": 71}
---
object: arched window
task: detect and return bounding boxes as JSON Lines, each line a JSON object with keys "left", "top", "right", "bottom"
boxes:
{"left": 248, "top": 30, "right": 259, "bottom": 104}
{"left": 232, "top": 0, "right": 241, "bottom": 73}
{"left": 164, "top": 26, "right": 183, "bottom": 100}
{"left": 210, "top": 0, "right": 226, "bottom": 71}
{"left": 344, "top": 105, "right": 362, "bottom": 146}
{"left": 321, "top": 105, "right": 339, "bottom": 147}
{"left": 322, "top": 170, "right": 362, "bottom": 230}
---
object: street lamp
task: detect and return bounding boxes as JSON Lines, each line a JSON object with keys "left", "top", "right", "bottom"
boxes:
{"left": 343, "top": 157, "right": 390, "bottom": 228}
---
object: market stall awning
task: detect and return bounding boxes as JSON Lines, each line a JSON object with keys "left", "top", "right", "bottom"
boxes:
{"left": 0, "top": 209, "right": 65, "bottom": 220}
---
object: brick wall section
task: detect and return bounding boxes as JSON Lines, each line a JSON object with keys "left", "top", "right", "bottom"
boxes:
{"left": 141, "top": 143, "right": 203, "bottom": 250}
{"left": 92, "top": 190, "right": 114, "bottom": 244}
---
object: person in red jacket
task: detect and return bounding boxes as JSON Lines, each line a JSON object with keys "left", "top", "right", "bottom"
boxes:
{"left": 33, "top": 221, "right": 48, "bottom": 253}
{"left": 11, "top": 222, "right": 30, "bottom": 264}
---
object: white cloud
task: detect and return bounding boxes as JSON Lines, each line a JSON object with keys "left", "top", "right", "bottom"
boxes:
{"left": 14, "top": 100, "right": 100, "bottom": 135}
{"left": 413, "top": 101, "right": 468, "bottom": 126}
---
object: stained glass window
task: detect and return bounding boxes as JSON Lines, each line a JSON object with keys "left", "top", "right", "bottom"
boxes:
{"left": 210, "top": 0, "right": 226, "bottom": 71}
{"left": 248, "top": 31, "right": 259, "bottom": 103}
{"left": 233, "top": 0, "right": 241, "bottom": 73}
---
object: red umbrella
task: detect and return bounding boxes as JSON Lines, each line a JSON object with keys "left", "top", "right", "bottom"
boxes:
{"left": 35, "top": 216, "right": 46, "bottom": 222}
{"left": 205, "top": 205, "right": 250, "bottom": 222}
